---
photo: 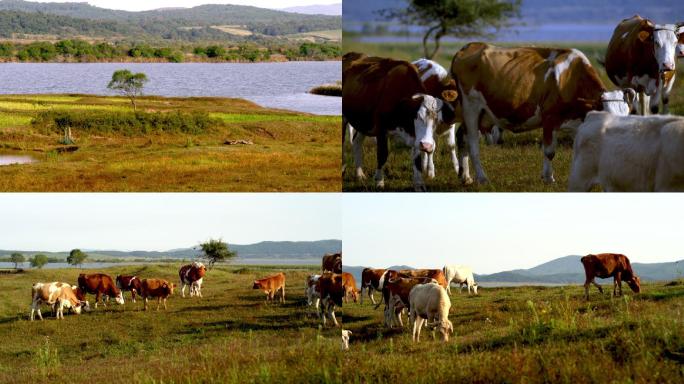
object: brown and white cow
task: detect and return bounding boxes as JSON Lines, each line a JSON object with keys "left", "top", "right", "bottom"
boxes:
{"left": 605, "top": 16, "right": 684, "bottom": 115}
{"left": 343, "top": 53, "right": 452, "bottom": 191}
{"left": 30, "top": 282, "right": 89, "bottom": 320}
{"left": 317, "top": 272, "right": 343, "bottom": 327}
{"left": 78, "top": 273, "right": 124, "bottom": 308}
{"left": 141, "top": 278, "right": 175, "bottom": 311}
{"left": 305, "top": 274, "right": 321, "bottom": 316}
{"left": 341, "top": 272, "right": 358, "bottom": 303}
{"left": 581, "top": 253, "right": 641, "bottom": 300}
{"left": 377, "top": 276, "right": 437, "bottom": 328}
{"left": 360, "top": 268, "right": 386, "bottom": 305}
{"left": 252, "top": 272, "right": 285, "bottom": 303}
{"left": 322, "top": 253, "right": 342, "bottom": 273}
{"left": 116, "top": 275, "right": 143, "bottom": 303}
{"left": 451, "top": 42, "right": 634, "bottom": 185}
{"left": 179, "top": 261, "right": 206, "bottom": 298}
{"left": 397, "top": 269, "right": 448, "bottom": 289}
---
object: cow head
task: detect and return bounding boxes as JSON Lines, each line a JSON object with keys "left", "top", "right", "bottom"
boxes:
{"left": 437, "top": 319, "right": 454, "bottom": 342}
{"left": 643, "top": 24, "right": 681, "bottom": 73}
{"left": 626, "top": 275, "right": 641, "bottom": 294}
{"left": 80, "top": 300, "right": 91, "bottom": 312}
{"left": 252, "top": 280, "right": 263, "bottom": 290}
{"left": 600, "top": 89, "right": 635, "bottom": 115}
{"left": 114, "top": 291, "right": 125, "bottom": 305}
{"left": 409, "top": 94, "right": 442, "bottom": 154}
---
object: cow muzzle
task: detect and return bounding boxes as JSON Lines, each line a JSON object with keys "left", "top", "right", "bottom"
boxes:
{"left": 419, "top": 141, "right": 434, "bottom": 153}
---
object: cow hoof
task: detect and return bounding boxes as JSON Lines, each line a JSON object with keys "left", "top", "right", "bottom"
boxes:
{"left": 355, "top": 169, "right": 367, "bottom": 181}
{"left": 461, "top": 176, "right": 474, "bottom": 185}
{"left": 376, "top": 180, "right": 385, "bottom": 189}
{"left": 542, "top": 175, "right": 556, "bottom": 184}
{"left": 427, "top": 171, "right": 435, "bottom": 180}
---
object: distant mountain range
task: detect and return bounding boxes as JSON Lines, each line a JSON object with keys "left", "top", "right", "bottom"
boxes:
{"left": 344, "top": 256, "right": 684, "bottom": 287}
{"left": 282, "top": 4, "right": 341, "bottom": 16}
{"left": 0, "top": 240, "right": 341, "bottom": 261}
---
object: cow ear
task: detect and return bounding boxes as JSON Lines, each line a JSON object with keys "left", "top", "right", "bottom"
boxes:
{"left": 638, "top": 30, "right": 651, "bottom": 42}
{"left": 677, "top": 25, "right": 684, "bottom": 35}
{"left": 441, "top": 90, "right": 458, "bottom": 102}
{"left": 411, "top": 93, "right": 425, "bottom": 103}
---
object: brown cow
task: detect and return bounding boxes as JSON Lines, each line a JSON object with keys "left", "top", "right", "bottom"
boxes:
{"left": 581, "top": 253, "right": 641, "bottom": 300}
{"left": 252, "top": 272, "right": 286, "bottom": 303}
{"left": 317, "top": 272, "right": 343, "bottom": 327}
{"left": 179, "top": 262, "right": 207, "bottom": 298}
{"left": 341, "top": 272, "right": 358, "bottom": 303}
{"left": 116, "top": 275, "right": 142, "bottom": 303}
{"left": 141, "top": 278, "right": 175, "bottom": 311}
{"left": 78, "top": 273, "right": 124, "bottom": 308}
{"left": 30, "top": 282, "right": 89, "bottom": 321}
{"left": 360, "top": 268, "right": 386, "bottom": 305}
{"left": 322, "top": 253, "right": 342, "bottom": 273}
{"left": 378, "top": 276, "right": 437, "bottom": 328}
{"left": 398, "top": 269, "right": 448, "bottom": 289}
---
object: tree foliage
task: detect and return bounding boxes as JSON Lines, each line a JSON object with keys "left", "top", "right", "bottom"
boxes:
{"left": 108, "top": 70, "right": 148, "bottom": 112}
{"left": 380, "top": 0, "right": 521, "bottom": 59}
{"left": 10, "top": 252, "right": 25, "bottom": 269}
{"left": 199, "top": 238, "right": 236, "bottom": 268}
{"left": 67, "top": 249, "right": 88, "bottom": 268}
{"left": 30, "top": 254, "right": 48, "bottom": 269}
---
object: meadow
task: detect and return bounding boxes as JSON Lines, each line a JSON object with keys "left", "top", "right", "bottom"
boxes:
{"left": 342, "top": 40, "right": 684, "bottom": 192}
{"left": 0, "top": 95, "right": 340, "bottom": 191}
{"left": 342, "top": 281, "right": 684, "bottom": 383}
{"left": 0, "top": 264, "right": 343, "bottom": 383}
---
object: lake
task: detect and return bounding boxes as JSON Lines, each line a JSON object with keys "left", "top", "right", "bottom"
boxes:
{"left": 0, "top": 258, "right": 319, "bottom": 270}
{"left": 0, "top": 61, "right": 341, "bottom": 115}
{"left": 0, "top": 153, "right": 36, "bottom": 166}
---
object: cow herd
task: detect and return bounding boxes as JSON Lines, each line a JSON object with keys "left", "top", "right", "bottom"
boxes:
{"left": 345, "top": 254, "right": 641, "bottom": 346}
{"left": 343, "top": 15, "right": 684, "bottom": 192}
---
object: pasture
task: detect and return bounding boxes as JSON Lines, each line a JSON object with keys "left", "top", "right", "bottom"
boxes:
{"left": 342, "top": 41, "right": 684, "bottom": 192}
{"left": 342, "top": 281, "right": 684, "bottom": 382}
{"left": 0, "top": 95, "right": 340, "bottom": 192}
{"left": 0, "top": 264, "right": 343, "bottom": 383}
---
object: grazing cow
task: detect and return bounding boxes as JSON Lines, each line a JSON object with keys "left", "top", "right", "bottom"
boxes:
{"left": 141, "top": 278, "right": 175, "bottom": 311}
{"left": 252, "top": 272, "right": 286, "bottom": 303}
{"left": 317, "top": 273, "right": 343, "bottom": 327}
{"left": 377, "top": 276, "right": 437, "bottom": 328}
{"left": 179, "top": 262, "right": 207, "bottom": 298}
{"left": 569, "top": 112, "right": 684, "bottom": 191}
{"left": 78, "top": 273, "right": 124, "bottom": 308}
{"left": 409, "top": 283, "right": 453, "bottom": 342}
{"left": 341, "top": 272, "right": 358, "bottom": 303}
{"left": 360, "top": 268, "right": 386, "bottom": 305}
{"left": 322, "top": 253, "right": 342, "bottom": 273}
{"left": 305, "top": 274, "right": 321, "bottom": 310}
{"left": 605, "top": 16, "right": 684, "bottom": 115}
{"left": 116, "top": 275, "right": 143, "bottom": 303}
{"left": 442, "top": 265, "right": 478, "bottom": 295}
{"left": 397, "top": 269, "right": 448, "bottom": 289}
{"left": 581, "top": 253, "right": 641, "bottom": 300}
{"left": 341, "top": 329, "right": 352, "bottom": 351}
{"left": 343, "top": 53, "right": 450, "bottom": 191}
{"left": 30, "top": 282, "right": 89, "bottom": 321}
{"left": 451, "top": 42, "right": 634, "bottom": 185}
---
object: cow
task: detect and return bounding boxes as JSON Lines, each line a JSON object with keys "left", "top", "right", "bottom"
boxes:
{"left": 140, "top": 278, "right": 175, "bottom": 311}
{"left": 581, "top": 253, "right": 641, "bottom": 300}
{"left": 377, "top": 276, "right": 437, "bottom": 328}
{"left": 116, "top": 275, "right": 143, "bottom": 303}
{"left": 341, "top": 329, "right": 352, "bottom": 351}
{"left": 343, "top": 53, "right": 452, "bottom": 191}
{"left": 30, "top": 282, "right": 89, "bottom": 321}
{"left": 179, "top": 261, "right": 207, "bottom": 298}
{"left": 360, "top": 268, "right": 386, "bottom": 305}
{"left": 409, "top": 282, "right": 453, "bottom": 342}
{"left": 605, "top": 16, "right": 684, "bottom": 115}
{"left": 252, "top": 272, "right": 285, "bottom": 303}
{"left": 442, "top": 265, "right": 478, "bottom": 295}
{"left": 305, "top": 274, "right": 321, "bottom": 311}
{"left": 322, "top": 253, "right": 342, "bottom": 273}
{"left": 450, "top": 42, "right": 635, "bottom": 185}
{"left": 677, "top": 31, "right": 684, "bottom": 58}
{"left": 397, "top": 269, "right": 448, "bottom": 289}
{"left": 569, "top": 112, "right": 684, "bottom": 192}
{"left": 341, "top": 272, "right": 358, "bottom": 303}
{"left": 77, "top": 273, "right": 124, "bottom": 308}
{"left": 317, "top": 272, "right": 343, "bottom": 327}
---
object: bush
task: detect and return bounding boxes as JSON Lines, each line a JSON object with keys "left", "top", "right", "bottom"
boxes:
{"left": 205, "top": 45, "right": 225, "bottom": 58}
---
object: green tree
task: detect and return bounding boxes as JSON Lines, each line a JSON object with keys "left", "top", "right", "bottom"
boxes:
{"left": 67, "top": 249, "right": 88, "bottom": 268}
{"left": 199, "top": 238, "right": 236, "bottom": 268}
{"left": 380, "top": 0, "right": 521, "bottom": 59}
{"left": 107, "top": 69, "right": 149, "bottom": 112}
{"left": 205, "top": 45, "right": 225, "bottom": 58}
{"left": 10, "top": 252, "right": 25, "bottom": 269}
{"left": 30, "top": 254, "right": 49, "bottom": 269}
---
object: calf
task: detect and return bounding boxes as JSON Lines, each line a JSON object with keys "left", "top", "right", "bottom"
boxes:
{"left": 305, "top": 274, "right": 321, "bottom": 310}
{"left": 360, "top": 268, "right": 385, "bottom": 305}
{"left": 30, "top": 282, "right": 88, "bottom": 321}
{"left": 141, "top": 278, "right": 175, "bottom": 311}
{"left": 409, "top": 283, "right": 453, "bottom": 342}
{"left": 252, "top": 272, "right": 286, "bottom": 303}
{"left": 378, "top": 276, "right": 437, "bottom": 328}
{"left": 179, "top": 261, "right": 207, "bottom": 298}
{"left": 569, "top": 112, "right": 684, "bottom": 191}
{"left": 581, "top": 253, "right": 641, "bottom": 300}
{"left": 116, "top": 275, "right": 143, "bottom": 303}
{"left": 442, "top": 265, "right": 478, "bottom": 295}
{"left": 317, "top": 273, "right": 343, "bottom": 327}
{"left": 341, "top": 272, "right": 358, "bottom": 303}
{"left": 78, "top": 273, "right": 124, "bottom": 308}
{"left": 322, "top": 253, "right": 342, "bottom": 273}
{"left": 341, "top": 329, "right": 352, "bottom": 351}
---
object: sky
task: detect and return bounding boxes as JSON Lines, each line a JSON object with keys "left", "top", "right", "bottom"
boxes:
{"left": 343, "top": 194, "right": 684, "bottom": 274}
{"left": 0, "top": 193, "right": 340, "bottom": 251}
{"left": 24, "top": 0, "right": 340, "bottom": 12}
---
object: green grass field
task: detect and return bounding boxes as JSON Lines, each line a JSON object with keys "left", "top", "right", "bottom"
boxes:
{"left": 0, "top": 264, "right": 342, "bottom": 383}
{"left": 342, "top": 40, "right": 684, "bottom": 192}
{"left": 342, "top": 281, "right": 684, "bottom": 382}
{"left": 0, "top": 95, "right": 340, "bottom": 192}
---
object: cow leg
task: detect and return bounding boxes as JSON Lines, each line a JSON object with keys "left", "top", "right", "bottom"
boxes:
{"left": 281, "top": 285, "right": 285, "bottom": 303}
{"left": 614, "top": 272, "right": 623, "bottom": 297}
{"left": 163, "top": 298, "right": 167, "bottom": 310}
{"left": 461, "top": 89, "right": 489, "bottom": 184}
{"left": 445, "top": 124, "right": 459, "bottom": 181}
{"left": 369, "top": 287, "right": 376, "bottom": 305}
{"left": 144, "top": 297, "right": 149, "bottom": 311}
{"left": 181, "top": 282, "right": 186, "bottom": 298}
{"left": 375, "top": 132, "right": 388, "bottom": 188}
{"left": 639, "top": 92, "right": 651, "bottom": 116}
{"left": 412, "top": 146, "right": 427, "bottom": 192}
{"left": 352, "top": 130, "right": 367, "bottom": 181}
{"left": 342, "top": 117, "right": 348, "bottom": 174}
{"left": 456, "top": 126, "right": 473, "bottom": 185}
{"left": 359, "top": 286, "right": 365, "bottom": 305}
{"left": 95, "top": 292, "right": 101, "bottom": 308}
{"left": 413, "top": 317, "right": 424, "bottom": 342}
{"left": 541, "top": 122, "right": 557, "bottom": 183}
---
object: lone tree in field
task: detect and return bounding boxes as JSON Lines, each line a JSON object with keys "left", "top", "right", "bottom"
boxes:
{"left": 107, "top": 69, "right": 148, "bottom": 112}
{"left": 67, "top": 249, "right": 88, "bottom": 268}
{"left": 10, "top": 252, "right": 25, "bottom": 269}
{"left": 199, "top": 238, "right": 236, "bottom": 269}
{"left": 30, "top": 254, "right": 49, "bottom": 269}
{"left": 380, "top": 0, "right": 521, "bottom": 59}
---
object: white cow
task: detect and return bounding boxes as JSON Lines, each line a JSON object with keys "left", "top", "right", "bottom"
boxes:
{"left": 569, "top": 112, "right": 684, "bottom": 191}
{"left": 341, "top": 329, "right": 352, "bottom": 351}
{"left": 30, "top": 282, "right": 89, "bottom": 321}
{"left": 409, "top": 283, "right": 453, "bottom": 342}
{"left": 442, "top": 265, "right": 478, "bottom": 295}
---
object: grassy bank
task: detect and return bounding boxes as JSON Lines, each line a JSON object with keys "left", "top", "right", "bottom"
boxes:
{"left": 343, "top": 281, "right": 684, "bottom": 382}
{"left": 0, "top": 264, "right": 341, "bottom": 383}
{"left": 342, "top": 40, "right": 684, "bottom": 192}
{"left": 0, "top": 94, "right": 340, "bottom": 191}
